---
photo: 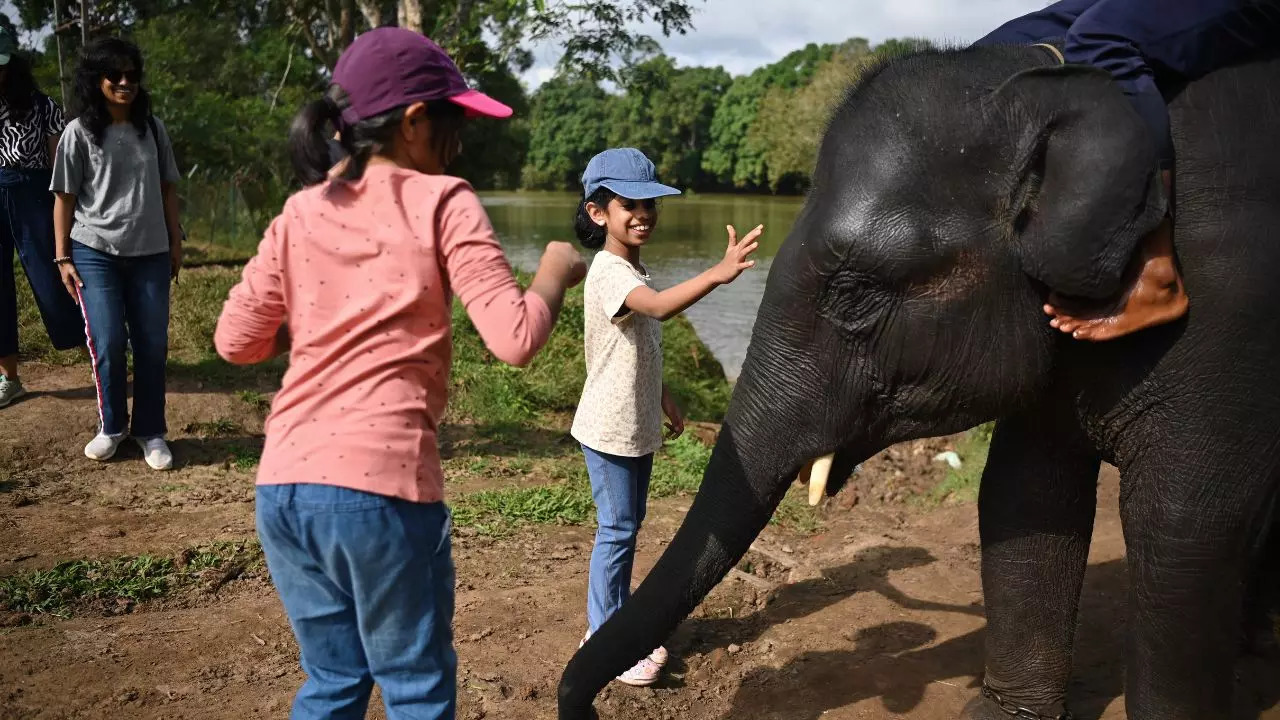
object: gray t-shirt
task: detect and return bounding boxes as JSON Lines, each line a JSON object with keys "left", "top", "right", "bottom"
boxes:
{"left": 50, "top": 116, "right": 180, "bottom": 257}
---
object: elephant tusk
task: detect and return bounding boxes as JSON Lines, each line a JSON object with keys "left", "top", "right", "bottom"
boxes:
{"left": 807, "top": 453, "right": 835, "bottom": 506}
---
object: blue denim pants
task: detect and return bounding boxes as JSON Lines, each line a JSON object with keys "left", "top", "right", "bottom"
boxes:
{"left": 72, "top": 241, "right": 170, "bottom": 438}
{"left": 582, "top": 444, "right": 654, "bottom": 633}
{"left": 0, "top": 168, "right": 85, "bottom": 357}
{"left": 256, "top": 483, "right": 457, "bottom": 720}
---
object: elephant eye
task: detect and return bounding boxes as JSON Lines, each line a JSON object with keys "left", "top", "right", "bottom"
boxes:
{"left": 817, "top": 268, "right": 884, "bottom": 341}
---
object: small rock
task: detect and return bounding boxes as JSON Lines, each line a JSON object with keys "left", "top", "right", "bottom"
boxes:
{"left": 705, "top": 647, "right": 731, "bottom": 671}
{"left": 933, "top": 451, "right": 962, "bottom": 469}
{"left": 726, "top": 643, "right": 742, "bottom": 655}
{"left": 780, "top": 545, "right": 793, "bottom": 554}
{"left": 467, "top": 627, "right": 493, "bottom": 642}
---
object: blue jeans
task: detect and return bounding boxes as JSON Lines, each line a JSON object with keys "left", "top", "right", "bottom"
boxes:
{"left": 0, "top": 168, "right": 84, "bottom": 357}
{"left": 71, "top": 241, "right": 170, "bottom": 438}
{"left": 582, "top": 444, "right": 653, "bottom": 633}
{"left": 256, "top": 483, "right": 457, "bottom": 720}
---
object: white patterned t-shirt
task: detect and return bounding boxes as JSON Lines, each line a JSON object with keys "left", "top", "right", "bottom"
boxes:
{"left": 570, "top": 251, "right": 664, "bottom": 458}
{"left": 0, "top": 93, "right": 65, "bottom": 169}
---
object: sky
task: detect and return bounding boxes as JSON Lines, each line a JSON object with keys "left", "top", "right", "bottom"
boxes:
{"left": 517, "top": 0, "right": 1052, "bottom": 88}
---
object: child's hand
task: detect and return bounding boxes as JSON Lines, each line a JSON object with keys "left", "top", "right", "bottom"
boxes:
{"left": 662, "top": 391, "right": 684, "bottom": 440}
{"left": 710, "top": 224, "right": 762, "bottom": 285}
{"left": 542, "top": 241, "right": 588, "bottom": 288}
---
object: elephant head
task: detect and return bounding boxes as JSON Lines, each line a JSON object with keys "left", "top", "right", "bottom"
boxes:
{"left": 557, "top": 45, "right": 1167, "bottom": 718}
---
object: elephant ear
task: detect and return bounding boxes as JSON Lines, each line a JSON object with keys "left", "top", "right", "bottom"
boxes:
{"left": 991, "top": 64, "right": 1167, "bottom": 300}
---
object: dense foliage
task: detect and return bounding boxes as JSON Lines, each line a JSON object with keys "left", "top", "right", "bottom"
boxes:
{"left": 8, "top": 2, "right": 933, "bottom": 243}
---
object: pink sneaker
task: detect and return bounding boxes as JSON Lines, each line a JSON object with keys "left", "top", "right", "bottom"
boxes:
{"left": 579, "top": 632, "right": 668, "bottom": 676}
{"left": 616, "top": 657, "right": 661, "bottom": 687}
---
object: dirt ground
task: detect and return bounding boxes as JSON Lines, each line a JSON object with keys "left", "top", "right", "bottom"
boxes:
{"left": 2, "top": 362, "right": 1277, "bottom": 720}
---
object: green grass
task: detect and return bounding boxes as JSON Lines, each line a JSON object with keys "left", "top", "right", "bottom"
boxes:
{"left": 449, "top": 434, "right": 820, "bottom": 534}
{"left": 182, "top": 418, "right": 244, "bottom": 437}
{"left": 447, "top": 272, "right": 731, "bottom": 428}
{"left": 235, "top": 390, "right": 272, "bottom": 412}
{"left": 17, "top": 264, "right": 729, "bottom": 428}
{"left": 0, "top": 540, "right": 262, "bottom": 618}
{"left": 230, "top": 445, "right": 261, "bottom": 470}
{"left": 926, "top": 422, "right": 994, "bottom": 505}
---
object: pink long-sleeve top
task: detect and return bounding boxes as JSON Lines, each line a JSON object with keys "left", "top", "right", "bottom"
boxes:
{"left": 214, "top": 164, "right": 552, "bottom": 503}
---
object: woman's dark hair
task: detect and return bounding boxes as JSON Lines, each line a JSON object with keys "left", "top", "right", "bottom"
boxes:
{"left": 288, "top": 83, "right": 468, "bottom": 187}
{"left": 0, "top": 53, "right": 41, "bottom": 122}
{"left": 72, "top": 37, "right": 151, "bottom": 145}
{"left": 574, "top": 187, "right": 618, "bottom": 250}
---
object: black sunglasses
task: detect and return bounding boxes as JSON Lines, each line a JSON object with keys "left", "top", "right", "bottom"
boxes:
{"left": 104, "top": 69, "right": 141, "bottom": 84}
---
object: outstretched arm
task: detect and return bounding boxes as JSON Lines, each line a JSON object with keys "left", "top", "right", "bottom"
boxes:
{"left": 624, "top": 224, "right": 762, "bottom": 322}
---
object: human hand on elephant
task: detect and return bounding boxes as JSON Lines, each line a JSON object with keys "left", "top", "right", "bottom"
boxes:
{"left": 708, "top": 223, "right": 762, "bottom": 285}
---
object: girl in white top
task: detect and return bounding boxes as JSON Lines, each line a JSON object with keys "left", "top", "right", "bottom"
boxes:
{"left": 569, "top": 147, "right": 762, "bottom": 686}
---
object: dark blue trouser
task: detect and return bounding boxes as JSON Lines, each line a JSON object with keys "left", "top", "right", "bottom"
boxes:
{"left": 0, "top": 167, "right": 85, "bottom": 358}
{"left": 72, "top": 241, "right": 170, "bottom": 438}
{"left": 256, "top": 484, "right": 457, "bottom": 719}
{"left": 974, "top": 0, "right": 1280, "bottom": 165}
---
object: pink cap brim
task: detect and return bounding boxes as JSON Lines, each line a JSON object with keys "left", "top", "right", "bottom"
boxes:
{"left": 449, "top": 90, "right": 513, "bottom": 119}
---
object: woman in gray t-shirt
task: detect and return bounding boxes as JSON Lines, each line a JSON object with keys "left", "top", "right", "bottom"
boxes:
{"left": 50, "top": 37, "right": 183, "bottom": 470}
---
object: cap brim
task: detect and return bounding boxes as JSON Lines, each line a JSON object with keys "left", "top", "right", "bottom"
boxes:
{"left": 449, "top": 90, "right": 513, "bottom": 119}
{"left": 598, "top": 180, "right": 683, "bottom": 200}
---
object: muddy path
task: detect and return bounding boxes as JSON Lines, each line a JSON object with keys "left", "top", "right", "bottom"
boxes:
{"left": 2, "top": 362, "right": 1277, "bottom": 719}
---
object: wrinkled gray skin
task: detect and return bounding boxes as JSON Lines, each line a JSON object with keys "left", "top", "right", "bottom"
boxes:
{"left": 558, "top": 44, "right": 1280, "bottom": 720}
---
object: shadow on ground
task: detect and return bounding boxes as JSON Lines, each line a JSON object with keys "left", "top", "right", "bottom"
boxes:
{"left": 658, "top": 548, "right": 1279, "bottom": 720}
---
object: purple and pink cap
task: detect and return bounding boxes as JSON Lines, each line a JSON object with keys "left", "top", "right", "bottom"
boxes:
{"left": 332, "top": 27, "right": 512, "bottom": 127}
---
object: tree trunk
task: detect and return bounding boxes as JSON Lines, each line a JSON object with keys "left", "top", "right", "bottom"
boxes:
{"left": 356, "top": 0, "right": 383, "bottom": 27}
{"left": 398, "top": 0, "right": 424, "bottom": 33}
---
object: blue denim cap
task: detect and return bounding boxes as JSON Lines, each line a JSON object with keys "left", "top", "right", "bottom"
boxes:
{"left": 581, "top": 148, "right": 682, "bottom": 200}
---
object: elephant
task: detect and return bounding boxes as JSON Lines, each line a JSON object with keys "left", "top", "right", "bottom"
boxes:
{"left": 557, "top": 41, "right": 1280, "bottom": 720}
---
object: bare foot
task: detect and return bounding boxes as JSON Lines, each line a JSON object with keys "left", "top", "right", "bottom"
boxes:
{"left": 1043, "top": 216, "right": 1188, "bottom": 341}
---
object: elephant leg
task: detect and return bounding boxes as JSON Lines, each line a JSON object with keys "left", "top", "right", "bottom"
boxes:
{"left": 1119, "top": 448, "right": 1278, "bottom": 719}
{"left": 961, "top": 404, "right": 1102, "bottom": 720}
{"left": 1241, "top": 482, "right": 1279, "bottom": 657}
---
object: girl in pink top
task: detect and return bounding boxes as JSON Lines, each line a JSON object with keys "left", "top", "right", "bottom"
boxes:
{"left": 213, "top": 28, "right": 584, "bottom": 719}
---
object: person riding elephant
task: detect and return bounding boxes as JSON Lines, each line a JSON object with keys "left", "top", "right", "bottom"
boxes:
{"left": 974, "top": 0, "right": 1279, "bottom": 341}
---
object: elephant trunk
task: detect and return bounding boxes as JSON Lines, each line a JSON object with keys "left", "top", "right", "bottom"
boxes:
{"left": 557, "top": 338, "right": 840, "bottom": 719}
{"left": 557, "top": 418, "right": 789, "bottom": 718}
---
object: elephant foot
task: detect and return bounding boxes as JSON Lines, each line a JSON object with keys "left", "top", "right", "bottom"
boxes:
{"left": 959, "top": 687, "right": 1073, "bottom": 720}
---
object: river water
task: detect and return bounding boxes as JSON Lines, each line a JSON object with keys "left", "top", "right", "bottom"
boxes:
{"left": 480, "top": 191, "right": 806, "bottom": 380}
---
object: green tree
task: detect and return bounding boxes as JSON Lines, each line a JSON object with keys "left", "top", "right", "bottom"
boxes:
{"left": 606, "top": 55, "right": 729, "bottom": 189}
{"left": 748, "top": 37, "right": 935, "bottom": 193}
{"left": 702, "top": 40, "right": 862, "bottom": 191}
{"left": 520, "top": 74, "right": 610, "bottom": 190}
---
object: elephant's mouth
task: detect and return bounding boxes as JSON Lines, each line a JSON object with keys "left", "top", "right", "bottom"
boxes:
{"left": 796, "top": 449, "right": 861, "bottom": 505}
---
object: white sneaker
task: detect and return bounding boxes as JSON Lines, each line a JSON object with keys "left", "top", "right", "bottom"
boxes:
{"left": 579, "top": 631, "right": 667, "bottom": 678}
{"left": 616, "top": 657, "right": 662, "bottom": 687}
{"left": 84, "top": 432, "right": 125, "bottom": 461}
{"left": 0, "top": 375, "right": 25, "bottom": 408}
{"left": 136, "top": 437, "right": 174, "bottom": 471}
